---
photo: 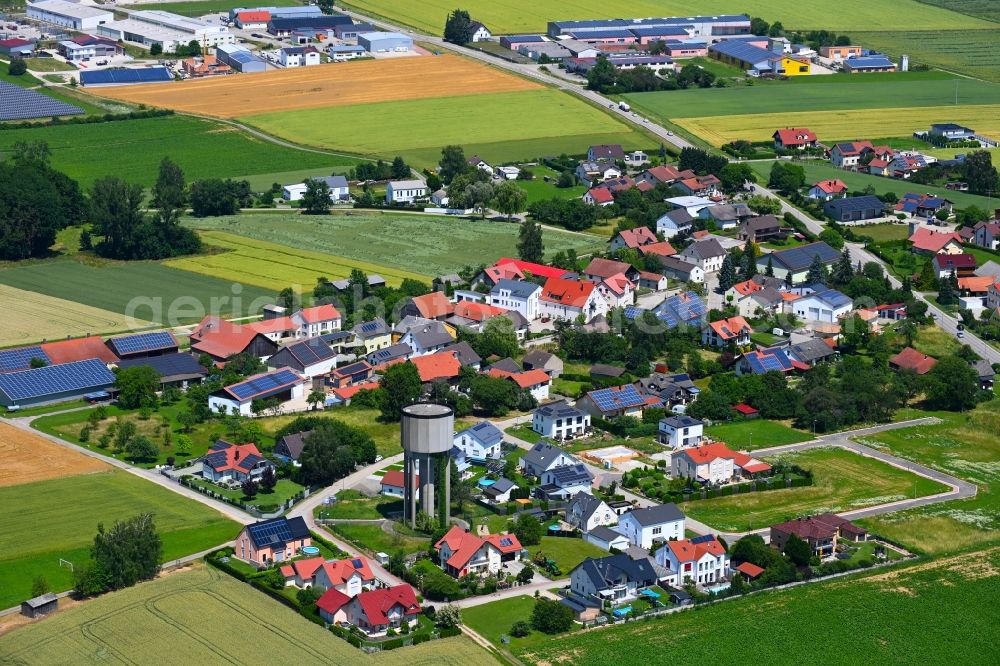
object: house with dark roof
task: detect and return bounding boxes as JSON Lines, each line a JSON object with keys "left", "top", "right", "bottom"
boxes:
{"left": 570, "top": 553, "right": 658, "bottom": 603}
{"left": 657, "top": 414, "right": 704, "bottom": 449}
{"left": 107, "top": 331, "right": 178, "bottom": 359}
{"left": 679, "top": 238, "right": 726, "bottom": 272}
{"left": 932, "top": 253, "right": 977, "bottom": 279}
{"left": 700, "top": 202, "right": 751, "bottom": 230}
{"left": 330, "top": 360, "right": 373, "bottom": 388}
{"left": 583, "top": 525, "right": 631, "bottom": 551}
{"left": 538, "top": 463, "right": 594, "bottom": 500}
{"left": 786, "top": 338, "right": 837, "bottom": 366}
{"left": 519, "top": 441, "right": 577, "bottom": 477}
{"left": 755, "top": 242, "right": 841, "bottom": 284}
{"left": 770, "top": 513, "right": 867, "bottom": 558}
{"left": 352, "top": 318, "right": 392, "bottom": 354}
{"left": 577, "top": 384, "right": 646, "bottom": 419}
{"left": 738, "top": 215, "right": 781, "bottom": 241}
{"left": 636, "top": 371, "right": 700, "bottom": 409}
{"left": 655, "top": 207, "right": 695, "bottom": 238}
{"left": 267, "top": 337, "right": 336, "bottom": 378}
{"left": 397, "top": 320, "right": 454, "bottom": 356}
{"left": 588, "top": 144, "right": 625, "bottom": 161}
{"left": 453, "top": 421, "right": 504, "bottom": 461}
{"left": 274, "top": 430, "right": 311, "bottom": 465}
{"left": 824, "top": 195, "right": 886, "bottom": 222}
{"left": 201, "top": 440, "right": 274, "bottom": 483}
{"left": 567, "top": 493, "right": 617, "bottom": 532}
{"left": 482, "top": 477, "right": 519, "bottom": 503}
{"left": 367, "top": 342, "right": 412, "bottom": 366}
{"left": 617, "top": 503, "right": 685, "bottom": 548}
{"left": 522, "top": 349, "right": 563, "bottom": 377}
{"left": 235, "top": 516, "right": 311, "bottom": 565}
{"left": 532, "top": 400, "right": 591, "bottom": 440}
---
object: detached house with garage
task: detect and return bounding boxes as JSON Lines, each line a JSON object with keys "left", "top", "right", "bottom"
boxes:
{"left": 808, "top": 179, "right": 849, "bottom": 201}
{"left": 453, "top": 421, "right": 504, "bottom": 462}
{"left": 671, "top": 442, "right": 771, "bottom": 485}
{"left": 658, "top": 415, "right": 704, "bottom": 449}
{"left": 792, "top": 288, "right": 853, "bottom": 323}
{"left": 313, "top": 556, "right": 377, "bottom": 595}
{"left": 656, "top": 535, "right": 729, "bottom": 586}
{"left": 539, "top": 276, "right": 607, "bottom": 322}
{"left": 532, "top": 400, "right": 590, "bottom": 440}
{"left": 539, "top": 463, "right": 594, "bottom": 500}
{"left": 201, "top": 440, "right": 273, "bottom": 483}
{"left": 770, "top": 513, "right": 868, "bottom": 559}
{"left": 567, "top": 493, "right": 617, "bottom": 532}
{"left": 317, "top": 585, "right": 421, "bottom": 636}
{"left": 519, "top": 441, "right": 577, "bottom": 478}
{"left": 434, "top": 525, "right": 522, "bottom": 577}
{"left": 773, "top": 127, "right": 818, "bottom": 151}
{"left": 679, "top": 238, "right": 726, "bottom": 273}
{"left": 570, "top": 553, "right": 658, "bottom": 604}
{"left": 235, "top": 516, "right": 311, "bottom": 565}
{"left": 702, "top": 316, "right": 752, "bottom": 348}
{"left": 617, "top": 503, "right": 685, "bottom": 549}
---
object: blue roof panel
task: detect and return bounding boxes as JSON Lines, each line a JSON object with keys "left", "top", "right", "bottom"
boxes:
{"left": 0, "top": 346, "right": 51, "bottom": 373}
{"left": 0, "top": 359, "right": 115, "bottom": 402}
{"left": 80, "top": 67, "right": 172, "bottom": 86}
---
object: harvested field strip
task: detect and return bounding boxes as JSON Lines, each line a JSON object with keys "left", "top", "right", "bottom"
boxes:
{"left": 675, "top": 104, "right": 1000, "bottom": 146}
{"left": 0, "top": 423, "right": 107, "bottom": 488}
{"left": 89, "top": 55, "right": 539, "bottom": 118}
{"left": 0, "top": 284, "right": 154, "bottom": 348}
{"left": 166, "top": 231, "right": 430, "bottom": 289}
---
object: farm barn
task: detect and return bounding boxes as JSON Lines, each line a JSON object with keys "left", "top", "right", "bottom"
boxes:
{"left": 0, "top": 359, "right": 116, "bottom": 409}
{"left": 358, "top": 32, "right": 413, "bottom": 53}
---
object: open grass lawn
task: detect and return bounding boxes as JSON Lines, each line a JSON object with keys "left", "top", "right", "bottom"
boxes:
{"left": 747, "top": 161, "right": 996, "bottom": 210}
{"left": 527, "top": 536, "right": 608, "bottom": 575}
{"left": 0, "top": 470, "right": 238, "bottom": 609}
{"left": 340, "top": 0, "right": 990, "bottom": 34}
{"left": 243, "top": 89, "right": 651, "bottom": 168}
{"left": 188, "top": 477, "right": 304, "bottom": 513}
{"left": 463, "top": 595, "right": 567, "bottom": 651}
{"left": 518, "top": 166, "right": 587, "bottom": 204}
{"left": 0, "top": 65, "right": 41, "bottom": 87}
{"left": 852, "top": 223, "right": 912, "bottom": 243}
{"left": 0, "top": 564, "right": 498, "bottom": 665}
{"left": 852, "top": 29, "right": 1000, "bottom": 83}
{"left": 0, "top": 257, "right": 276, "bottom": 323}
{"left": 329, "top": 522, "right": 430, "bottom": 556}
{"left": 855, "top": 401, "right": 1000, "bottom": 556}
{"left": 318, "top": 494, "right": 403, "bottom": 520}
{"left": 23, "top": 57, "right": 76, "bottom": 72}
{"left": 704, "top": 419, "right": 812, "bottom": 451}
{"left": 121, "top": 0, "right": 299, "bottom": 15}
{"left": 505, "top": 424, "right": 544, "bottom": 444}
{"left": 625, "top": 76, "right": 1000, "bottom": 120}
{"left": 680, "top": 104, "right": 1000, "bottom": 149}
{"left": 0, "top": 115, "right": 356, "bottom": 188}
{"left": 910, "top": 325, "right": 962, "bottom": 358}
{"left": 181, "top": 212, "right": 601, "bottom": 281}
{"left": 682, "top": 447, "right": 949, "bottom": 532}
{"left": 514, "top": 547, "right": 1000, "bottom": 665}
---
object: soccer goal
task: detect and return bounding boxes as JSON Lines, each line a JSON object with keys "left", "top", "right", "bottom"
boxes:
{"left": 59, "top": 559, "right": 74, "bottom": 572}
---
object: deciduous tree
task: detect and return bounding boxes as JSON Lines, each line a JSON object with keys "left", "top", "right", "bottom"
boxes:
{"left": 517, "top": 218, "right": 544, "bottom": 263}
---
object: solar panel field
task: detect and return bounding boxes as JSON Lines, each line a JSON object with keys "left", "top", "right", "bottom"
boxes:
{"left": 0, "top": 81, "right": 84, "bottom": 121}
{"left": 0, "top": 564, "right": 500, "bottom": 665}
{"left": 0, "top": 469, "right": 239, "bottom": 609}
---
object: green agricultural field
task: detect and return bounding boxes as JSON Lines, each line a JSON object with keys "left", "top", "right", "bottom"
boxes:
{"left": 515, "top": 547, "right": 1000, "bottom": 665}
{"left": 624, "top": 77, "right": 1000, "bottom": 119}
{"left": 0, "top": 564, "right": 499, "bottom": 665}
{"left": 682, "top": 447, "right": 949, "bottom": 532}
{"left": 0, "top": 115, "right": 358, "bottom": 188}
{"left": 0, "top": 258, "right": 276, "bottom": 323}
{"left": 704, "top": 419, "right": 813, "bottom": 451}
{"left": 463, "top": 595, "right": 568, "bottom": 651}
{"left": 916, "top": 0, "right": 1000, "bottom": 21}
{"left": 746, "top": 161, "right": 997, "bottom": 210}
{"left": 181, "top": 212, "right": 602, "bottom": 280}
{"left": 853, "top": 29, "right": 1000, "bottom": 83}
{"left": 340, "top": 0, "right": 991, "bottom": 34}
{"left": 242, "top": 90, "right": 651, "bottom": 168}
{"left": 0, "top": 470, "right": 238, "bottom": 609}
{"left": 856, "top": 401, "right": 1000, "bottom": 555}
{"left": 122, "top": 0, "right": 299, "bottom": 16}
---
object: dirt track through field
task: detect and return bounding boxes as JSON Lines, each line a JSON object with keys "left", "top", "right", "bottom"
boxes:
{"left": 0, "top": 422, "right": 108, "bottom": 487}
{"left": 90, "top": 55, "right": 540, "bottom": 118}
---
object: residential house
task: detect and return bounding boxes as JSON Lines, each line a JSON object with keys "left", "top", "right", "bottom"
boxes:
{"left": 649, "top": 291, "right": 709, "bottom": 330}
{"left": 617, "top": 503, "right": 685, "bottom": 549}
{"left": 785, "top": 338, "right": 837, "bottom": 367}
{"left": 908, "top": 228, "right": 964, "bottom": 255}
{"left": 830, "top": 141, "right": 874, "bottom": 168}
{"left": 189, "top": 316, "right": 278, "bottom": 362}
{"left": 411, "top": 350, "right": 463, "bottom": 384}
{"left": 404, "top": 292, "right": 454, "bottom": 321}
{"left": 267, "top": 338, "right": 336, "bottom": 378}
{"left": 972, "top": 359, "right": 995, "bottom": 390}
{"left": 656, "top": 535, "right": 729, "bottom": 585}
{"left": 380, "top": 470, "right": 414, "bottom": 497}
{"left": 702, "top": 316, "right": 752, "bottom": 348}
{"left": 385, "top": 180, "right": 427, "bottom": 204}
{"left": 522, "top": 349, "right": 564, "bottom": 377}
{"left": 486, "top": 279, "right": 541, "bottom": 321}
{"left": 773, "top": 128, "right": 818, "bottom": 151}
{"left": 637, "top": 369, "right": 702, "bottom": 409}
{"left": 235, "top": 516, "right": 310, "bottom": 565}
{"left": 201, "top": 440, "right": 273, "bottom": 483}
{"left": 319, "top": 585, "right": 421, "bottom": 636}
{"left": 640, "top": 241, "right": 678, "bottom": 261}
{"left": 570, "top": 553, "right": 658, "bottom": 603}
{"left": 539, "top": 276, "right": 607, "bottom": 322}
{"left": 312, "top": 556, "right": 376, "bottom": 596}
{"left": 656, "top": 256, "right": 703, "bottom": 283}
{"left": 637, "top": 164, "right": 694, "bottom": 188}
{"left": 889, "top": 153, "right": 929, "bottom": 179}
{"left": 282, "top": 176, "right": 350, "bottom": 202}
{"left": 866, "top": 158, "right": 892, "bottom": 176}
{"left": 490, "top": 367, "right": 552, "bottom": 401}
{"left": 929, "top": 123, "right": 976, "bottom": 142}
{"left": 808, "top": 179, "right": 849, "bottom": 201}
{"left": 567, "top": 494, "right": 617, "bottom": 532}
{"left": 638, "top": 270, "right": 669, "bottom": 291}
{"left": 208, "top": 368, "right": 305, "bottom": 417}
{"left": 655, "top": 208, "right": 695, "bottom": 238}
{"left": 279, "top": 556, "right": 325, "bottom": 588}
{"left": 584, "top": 186, "right": 615, "bottom": 207}
{"left": 700, "top": 203, "right": 751, "bottom": 231}
{"left": 453, "top": 421, "right": 504, "bottom": 461}
{"left": 538, "top": 463, "right": 594, "bottom": 500}
{"left": 736, "top": 347, "right": 796, "bottom": 376}
{"left": 824, "top": 195, "right": 886, "bottom": 222}
{"left": 792, "top": 289, "right": 853, "bottom": 323}
{"left": 672, "top": 442, "right": 771, "bottom": 485}
{"left": 292, "top": 305, "right": 343, "bottom": 339}
{"left": 755, "top": 242, "right": 841, "bottom": 284}
{"left": 897, "top": 192, "right": 953, "bottom": 219}
{"left": 274, "top": 430, "right": 310, "bottom": 466}
{"left": 577, "top": 384, "right": 646, "bottom": 419}
{"left": 666, "top": 195, "right": 716, "bottom": 217}
{"left": 532, "top": 400, "right": 591, "bottom": 440}
{"left": 352, "top": 318, "right": 392, "bottom": 354}
{"left": 469, "top": 20, "right": 491, "bottom": 41}
{"left": 467, "top": 155, "right": 492, "bottom": 172}
{"left": 584, "top": 258, "right": 640, "bottom": 284}
{"left": 398, "top": 321, "right": 454, "bottom": 357}
{"left": 738, "top": 215, "right": 782, "bottom": 242}
{"left": 658, "top": 415, "right": 704, "bottom": 449}
{"left": 932, "top": 253, "right": 977, "bottom": 279}
{"left": 588, "top": 144, "right": 626, "bottom": 161}
{"left": 770, "top": 513, "right": 868, "bottom": 558}
{"left": 597, "top": 273, "right": 636, "bottom": 308}
{"left": 889, "top": 347, "right": 937, "bottom": 375}
{"left": 367, "top": 342, "right": 412, "bottom": 366}
{"left": 575, "top": 160, "right": 621, "bottom": 187}
{"left": 279, "top": 45, "right": 320, "bottom": 66}
{"left": 972, "top": 219, "right": 1000, "bottom": 250}
{"left": 609, "top": 226, "right": 657, "bottom": 252}
{"left": 520, "top": 441, "right": 577, "bottom": 477}
{"left": 676, "top": 174, "right": 721, "bottom": 198}
{"left": 434, "top": 526, "right": 522, "bottom": 577}
{"left": 583, "top": 526, "right": 631, "bottom": 552}
{"left": 679, "top": 238, "right": 726, "bottom": 273}
{"left": 482, "top": 477, "right": 519, "bottom": 503}
{"left": 330, "top": 360, "right": 373, "bottom": 388}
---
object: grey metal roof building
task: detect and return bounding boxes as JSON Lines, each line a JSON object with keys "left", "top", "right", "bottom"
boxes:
{"left": 116, "top": 353, "right": 207, "bottom": 386}
{"left": 216, "top": 43, "right": 266, "bottom": 73}
{"left": 0, "top": 359, "right": 115, "bottom": 408}
{"left": 823, "top": 195, "right": 886, "bottom": 222}
{"left": 623, "top": 503, "right": 685, "bottom": 526}
{"left": 548, "top": 15, "right": 749, "bottom": 38}
{"left": 758, "top": 242, "right": 841, "bottom": 273}
{"left": 492, "top": 278, "right": 541, "bottom": 299}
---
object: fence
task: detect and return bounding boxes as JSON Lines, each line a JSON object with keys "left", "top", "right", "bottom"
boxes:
{"left": 629, "top": 473, "right": 813, "bottom": 505}
{"left": 178, "top": 476, "right": 308, "bottom": 518}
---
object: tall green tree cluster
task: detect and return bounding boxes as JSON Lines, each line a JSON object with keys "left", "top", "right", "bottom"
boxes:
{"left": 74, "top": 513, "right": 162, "bottom": 596}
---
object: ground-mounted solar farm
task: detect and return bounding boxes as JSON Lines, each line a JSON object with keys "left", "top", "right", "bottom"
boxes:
{"left": 0, "top": 81, "right": 83, "bottom": 121}
{"left": 79, "top": 66, "right": 173, "bottom": 87}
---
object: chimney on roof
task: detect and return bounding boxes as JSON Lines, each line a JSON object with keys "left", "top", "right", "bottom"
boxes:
{"left": 234, "top": 449, "right": 240, "bottom": 460}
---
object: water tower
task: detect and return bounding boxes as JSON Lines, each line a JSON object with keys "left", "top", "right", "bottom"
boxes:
{"left": 401, "top": 403, "right": 454, "bottom": 529}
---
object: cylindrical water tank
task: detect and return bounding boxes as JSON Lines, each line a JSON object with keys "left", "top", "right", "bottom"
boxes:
{"left": 401, "top": 403, "right": 454, "bottom": 454}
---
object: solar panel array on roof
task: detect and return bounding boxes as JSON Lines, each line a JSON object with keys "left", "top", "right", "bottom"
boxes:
{"left": 0, "top": 81, "right": 85, "bottom": 121}
{"left": 746, "top": 349, "right": 793, "bottom": 374}
{"left": 107, "top": 331, "right": 177, "bottom": 356}
{"left": 246, "top": 516, "right": 309, "bottom": 548}
{"left": 0, "top": 358, "right": 115, "bottom": 402}
{"left": 590, "top": 385, "right": 644, "bottom": 412}
{"left": 499, "top": 537, "right": 514, "bottom": 547}
{"left": 0, "top": 346, "right": 51, "bottom": 373}
{"left": 117, "top": 352, "right": 206, "bottom": 379}
{"left": 227, "top": 369, "right": 300, "bottom": 401}
{"left": 80, "top": 67, "right": 172, "bottom": 86}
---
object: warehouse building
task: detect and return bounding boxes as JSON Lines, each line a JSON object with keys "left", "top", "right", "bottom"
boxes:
{"left": 216, "top": 43, "right": 266, "bottom": 73}
{"left": 27, "top": 0, "right": 113, "bottom": 31}
{"left": 228, "top": 5, "right": 322, "bottom": 21}
{"left": 547, "top": 15, "right": 750, "bottom": 39}
{"left": 267, "top": 15, "right": 351, "bottom": 37}
{"left": 58, "top": 35, "right": 122, "bottom": 62}
{"left": 0, "top": 359, "right": 116, "bottom": 409}
{"left": 99, "top": 10, "right": 235, "bottom": 53}
{"left": 358, "top": 31, "right": 412, "bottom": 53}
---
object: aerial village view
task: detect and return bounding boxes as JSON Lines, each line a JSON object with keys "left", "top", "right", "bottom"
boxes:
{"left": 0, "top": 0, "right": 997, "bottom": 663}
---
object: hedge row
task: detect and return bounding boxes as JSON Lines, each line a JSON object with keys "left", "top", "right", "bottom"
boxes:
{"left": 0, "top": 108, "right": 173, "bottom": 131}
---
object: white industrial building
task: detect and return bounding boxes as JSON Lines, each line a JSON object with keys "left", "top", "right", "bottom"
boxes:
{"left": 27, "top": 0, "right": 113, "bottom": 31}
{"left": 215, "top": 43, "right": 266, "bottom": 73}
{"left": 99, "top": 10, "right": 235, "bottom": 53}
{"left": 358, "top": 31, "right": 413, "bottom": 53}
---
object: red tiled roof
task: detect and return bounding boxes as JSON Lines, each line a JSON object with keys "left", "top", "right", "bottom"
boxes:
{"left": 733, "top": 403, "right": 758, "bottom": 415}
{"left": 736, "top": 561, "right": 764, "bottom": 577}
{"left": 889, "top": 347, "right": 937, "bottom": 375}
{"left": 484, "top": 262, "right": 525, "bottom": 284}
{"left": 494, "top": 258, "right": 566, "bottom": 280}
{"left": 0, "top": 38, "right": 32, "bottom": 48}
{"left": 321, "top": 556, "right": 375, "bottom": 586}
{"left": 41, "top": 336, "right": 118, "bottom": 365}
{"left": 665, "top": 536, "right": 726, "bottom": 563}
{"left": 381, "top": 469, "right": 417, "bottom": 489}
{"left": 355, "top": 585, "right": 420, "bottom": 625}
{"left": 281, "top": 556, "right": 325, "bottom": 581}
{"left": 708, "top": 316, "right": 751, "bottom": 341}
{"left": 332, "top": 382, "right": 379, "bottom": 401}
{"left": 247, "top": 316, "right": 295, "bottom": 335}
{"left": 616, "top": 226, "right": 657, "bottom": 248}
{"left": 315, "top": 588, "right": 351, "bottom": 615}
{"left": 933, "top": 253, "right": 977, "bottom": 270}
{"left": 298, "top": 304, "right": 341, "bottom": 324}
{"left": 488, "top": 368, "right": 550, "bottom": 388}
{"left": 189, "top": 316, "right": 262, "bottom": 359}
{"left": 410, "top": 351, "right": 462, "bottom": 382}
{"left": 732, "top": 279, "right": 763, "bottom": 297}
{"left": 585, "top": 258, "right": 632, "bottom": 279}
{"left": 643, "top": 165, "right": 693, "bottom": 184}
{"left": 454, "top": 301, "right": 507, "bottom": 322}
{"left": 601, "top": 272, "right": 634, "bottom": 296}
{"left": 540, "top": 276, "right": 596, "bottom": 308}
{"left": 813, "top": 179, "right": 847, "bottom": 194}
{"left": 587, "top": 187, "right": 614, "bottom": 204}
{"left": 410, "top": 292, "right": 454, "bottom": 319}
{"left": 958, "top": 276, "right": 995, "bottom": 293}
{"left": 484, "top": 532, "right": 523, "bottom": 554}
{"left": 639, "top": 241, "right": 676, "bottom": 257}
{"left": 435, "top": 525, "right": 488, "bottom": 570}
{"left": 207, "top": 441, "right": 262, "bottom": 474}
{"left": 237, "top": 10, "right": 270, "bottom": 22}
{"left": 908, "top": 228, "right": 962, "bottom": 253}
{"left": 774, "top": 128, "right": 817, "bottom": 145}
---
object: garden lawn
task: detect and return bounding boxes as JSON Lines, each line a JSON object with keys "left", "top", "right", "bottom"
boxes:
{"left": 23, "top": 57, "right": 76, "bottom": 72}
{"left": 0, "top": 470, "right": 239, "bottom": 609}
{"left": 328, "top": 523, "right": 430, "bottom": 556}
{"left": 242, "top": 89, "right": 650, "bottom": 168}
{"left": 910, "top": 325, "right": 961, "bottom": 358}
{"left": 463, "top": 595, "right": 563, "bottom": 650}
{"left": 0, "top": 258, "right": 275, "bottom": 322}
{"left": 852, "top": 223, "right": 911, "bottom": 243}
{"left": 505, "top": 424, "right": 544, "bottom": 444}
{"left": 682, "top": 447, "right": 949, "bottom": 532}
{"left": 0, "top": 115, "right": 357, "bottom": 188}
{"left": 704, "top": 419, "right": 812, "bottom": 451}
{"left": 527, "top": 536, "right": 608, "bottom": 575}
{"left": 747, "top": 161, "right": 997, "bottom": 210}
{"left": 181, "top": 213, "right": 601, "bottom": 281}
{"left": 188, "top": 477, "right": 304, "bottom": 513}
{"left": 339, "top": 0, "right": 991, "bottom": 34}
{"left": 0, "top": 564, "right": 497, "bottom": 665}
{"left": 514, "top": 547, "right": 1000, "bottom": 665}
{"left": 855, "top": 401, "right": 1000, "bottom": 556}
{"left": 317, "top": 495, "right": 403, "bottom": 520}
{"left": 517, "top": 166, "right": 587, "bottom": 204}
